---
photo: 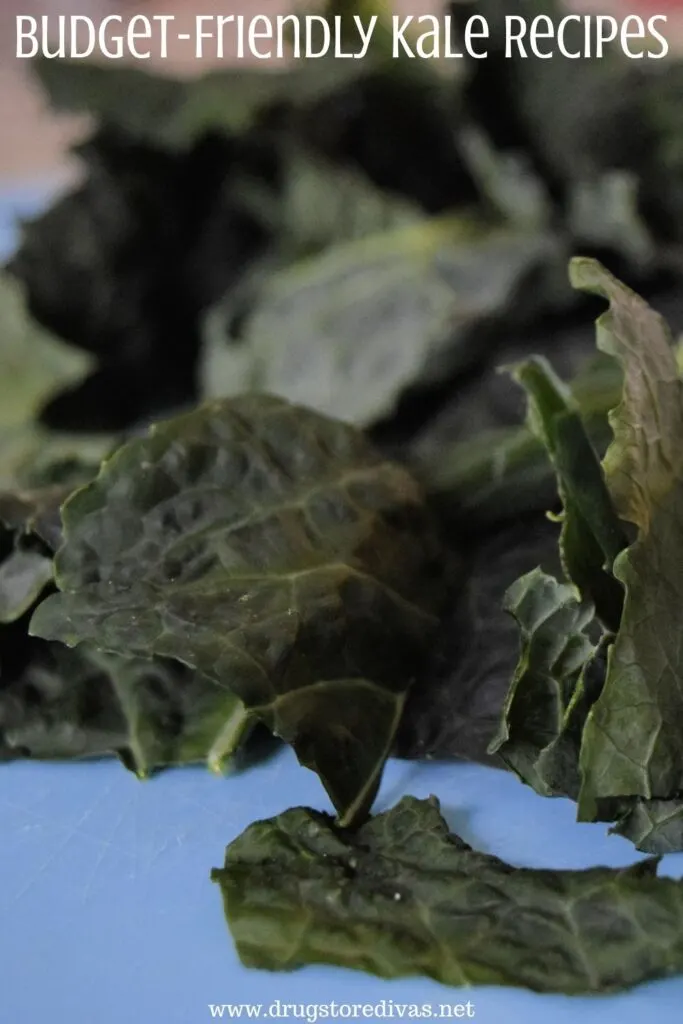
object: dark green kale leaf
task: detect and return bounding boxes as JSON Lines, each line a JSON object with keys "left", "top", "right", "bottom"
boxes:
{"left": 568, "top": 259, "right": 683, "bottom": 821}
{"left": 211, "top": 144, "right": 424, "bottom": 270}
{"left": 29, "top": 394, "right": 449, "bottom": 826}
{"left": 13, "top": 61, "right": 472, "bottom": 436}
{"left": 0, "top": 545, "right": 53, "bottom": 626}
{"left": 487, "top": 260, "right": 683, "bottom": 852}
{"left": 212, "top": 794, "right": 683, "bottom": 994}
{"left": 449, "top": 0, "right": 683, "bottom": 276}
{"left": 416, "top": 293, "right": 683, "bottom": 529}
{"left": 199, "top": 146, "right": 426, "bottom": 380}
{"left": 488, "top": 568, "right": 597, "bottom": 794}
{"left": 0, "top": 473, "right": 253, "bottom": 774}
{"left": 510, "top": 356, "right": 627, "bottom": 630}
{"left": 484, "top": 564, "right": 613, "bottom": 806}
{"left": 0, "top": 636, "right": 125, "bottom": 764}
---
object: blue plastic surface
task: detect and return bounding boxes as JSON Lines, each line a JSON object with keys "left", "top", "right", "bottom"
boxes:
{"left": 2, "top": 184, "right": 683, "bottom": 1024}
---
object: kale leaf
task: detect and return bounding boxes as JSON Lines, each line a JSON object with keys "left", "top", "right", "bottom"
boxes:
{"left": 201, "top": 217, "right": 565, "bottom": 427}
{"left": 509, "top": 357, "right": 627, "bottom": 630}
{"left": 213, "top": 794, "right": 683, "bottom": 994}
{"left": 570, "top": 259, "right": 683, "bottom": 821}
{"left": 30, "top": 394, "right": 450, "bottom": 825}
{"left": 490, "top": 259, "right": 683, "bottom": 852}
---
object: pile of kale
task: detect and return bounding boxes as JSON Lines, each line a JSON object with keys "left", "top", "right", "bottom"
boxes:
{"left": 5, "top": 0, "right": 683, "bottom": 997}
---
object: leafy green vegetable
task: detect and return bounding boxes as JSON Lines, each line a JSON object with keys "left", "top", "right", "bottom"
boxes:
{"left": 413, "top": 342, "right": 626, "bottom": 526}
{"left": 455, "top": 0, "right": 653, "bottom": 200}
{"left": 0, "top": 487, "right": 68, "bottom": 623}
{"left": 568, "top": 259, "right": 683, "bottom": 820}
{"left": 396, "top": 513, "right": 561, "bottom": 766}
{"left": 488, "top": 261, "right": 683, "bottom": 853}
{"left": 212, "top": 794, "right": 683, "bottom": 994}
{"left": 30, "top": 394, "right": 449, "bottom": 825}
{"left": 0, "top": 478, "right": 253, "bottom": 774}
{"left": 531, "top": 641, "right": 607, "bottom": 803}
{"left": 101, "top": 655, "right": 252, "bottom": 776}
{"left": 0, "top": 642, "right": 126, "bottom": 764}
{"left": 510, "top": 356, "right": 627, "bottom": 630}
{"left": 0, "top": 484, "right": 74, "bottom": 552}
{"left": 269, "top": 148, "right": 424, "bottom": 255}
{"left": 485, "top": 562, "right": 608, "bottom": 804}
{"left": 8, "top": 0, "right": 683, "bottom": 994}
{"left": 488, "top": 568, "right": 597, "bottom": 794}
{"left": 0, "top": 643, "right": 252, "bottom": 774}
{"left": 0, "top": 274, "right": 108, "bottom": 485}
{"left": 567, "top": 172, "right": 656, "bottom": 269}
{"left": 611, "top": 799, "right": 683, "bottom": 856}
{"left": 202, "top": 218, "right": 564, "bottom": 426}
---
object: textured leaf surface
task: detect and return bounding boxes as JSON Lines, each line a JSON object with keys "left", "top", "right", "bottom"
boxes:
{"left": 511, "top": 356, "right": 627, "bottom": 629}
{"left": 212, "top": 794, "right": 683, "bottom": 994}
{"left": 612, "top": 800, "right": 683, "bottom": 855}
{"left": 569, "top": 259, "right": 683, "bottom": 817}
{"left": 201, "top": 218, "right": 563, "bottom": 426}
{"left": 0, "top": 481, "right": 252, "bottom": 773}
{"left": 488, "top": 569, "right": 597, "bottom": 793}
{"left": 30, "top": 395, "right": 447, "bottom": 824}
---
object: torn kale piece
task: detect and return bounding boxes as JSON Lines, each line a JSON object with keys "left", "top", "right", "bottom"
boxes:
{"left": 489, "top": 568, "right": 597, "bottom": 794}
{"left": 212, "top": 794, "right": 683, "bottom": 994}
{"left": 487, "top": 567, "right": 608, "bottom": 803}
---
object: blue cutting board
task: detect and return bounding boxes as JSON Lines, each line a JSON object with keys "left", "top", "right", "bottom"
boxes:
{"left": 2, "top": 184, "right": 682, "bottom": 1024}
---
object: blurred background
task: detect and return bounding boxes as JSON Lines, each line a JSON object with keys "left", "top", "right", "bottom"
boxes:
{"left": 4, "top": 0, "right": 683, "bottom": 440}
{"left": 3, "top": 0, "right": 683, "bottom": 185}
{"left": 0, "top": 0, "right": 438, "bottom": 183}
